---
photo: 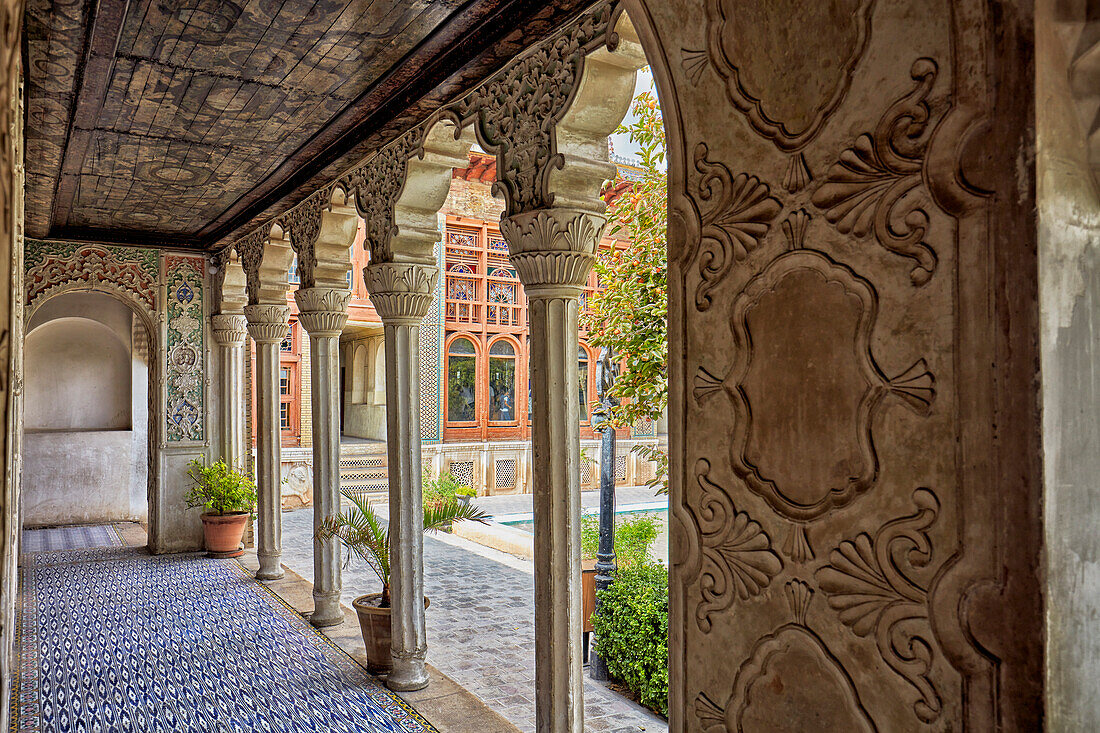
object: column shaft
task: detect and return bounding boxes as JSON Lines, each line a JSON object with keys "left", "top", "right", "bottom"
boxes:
{"left": 255, "top": 341, "right": 284, "bottom": 580}
{"left": 528, "top": 293, "right": 584, "bottom": 733}
{"left": 221, "top": 348, "right": 243, "bottom": 466}
{"left": 384, "top": 321, "right": 429, "bottom": 691}
{"left": 309, "top": 331, "right": 343, "bottom": 626}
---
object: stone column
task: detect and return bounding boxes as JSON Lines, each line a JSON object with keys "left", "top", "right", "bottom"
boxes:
{"left": 294, "top": 287, "right": 351, "bottom": 627}
{"left": 366, "top": 261, "right": 437, "bottom": 692}
{"left": 211, "top": 314, "right": 248, "bottom": 469}
{"left": 500, "top": 208, "right": 604, "bottom": 733}
{"left": 244, "top": 303, "right": 291, "bottom": 581}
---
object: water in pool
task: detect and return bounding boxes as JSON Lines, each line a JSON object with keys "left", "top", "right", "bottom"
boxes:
{"left": 502, "top": 508, "right": 669, "bottom": 565}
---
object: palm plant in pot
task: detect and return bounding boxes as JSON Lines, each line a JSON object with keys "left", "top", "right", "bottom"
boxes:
{"left": 317, "top": 489, "right": 489, "bottom": 674}
{"left": 185, "top": 459, "right": 256, "bottom": 558}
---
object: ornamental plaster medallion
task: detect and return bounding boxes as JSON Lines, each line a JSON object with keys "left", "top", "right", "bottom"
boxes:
{"left": 343, "top": 129, "right": 424, "bottom": 263}
{"left": 694, "top": 580, "right": 877, "bottom": 732}
{"left": 165, "top": 255, "right": 205, "bottom": 442}
{"left": 694, "top": 249, "right": 935, "bottom": 560}
{"left": 689, "top": 0, "right": 876, "bottom": 191}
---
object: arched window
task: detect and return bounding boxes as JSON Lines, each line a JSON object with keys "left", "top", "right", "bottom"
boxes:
{"left": 447, "top": 337, "right": 478, "bottom": 423}
{"left": 578, "top": 345, "right": 590, "bottom": 422}
{"left": 488, "top": 340, "right": 517, "bottom": 422}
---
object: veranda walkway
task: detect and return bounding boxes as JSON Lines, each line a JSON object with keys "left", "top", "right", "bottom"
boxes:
{"left": 13, "top": 525, "right": 437, "bottom": 733}
{"left": 281, "top": 507, "right": 668, "bottom": 733}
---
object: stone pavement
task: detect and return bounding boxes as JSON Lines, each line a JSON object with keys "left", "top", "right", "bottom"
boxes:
{"left": 280, "top": 507, "right": 668, "bottom": 733}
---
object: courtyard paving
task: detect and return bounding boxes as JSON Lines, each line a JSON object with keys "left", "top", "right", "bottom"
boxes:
{"left": 280, "top": 503, "right": 668, "bottom": 733}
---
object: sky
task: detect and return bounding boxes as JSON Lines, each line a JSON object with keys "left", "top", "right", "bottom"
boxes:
{"left": 607, "top": 67, "right": 655, "bottom": 164}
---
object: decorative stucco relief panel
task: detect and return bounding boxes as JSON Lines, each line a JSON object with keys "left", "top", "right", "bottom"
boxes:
{"left": 165, "top": 255, "right": 205, "bottom": 442}
{"left": 655, "top": 0, "right": 1013, "bottom": 727}
{"left": 24, "top": 239, "right": 158, "bottom": 318}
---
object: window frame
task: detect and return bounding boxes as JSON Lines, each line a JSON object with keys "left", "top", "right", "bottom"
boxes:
{"left": 486, "top": 335, "right": 520, "bottom": 427}
{"left": 444, "top": 334, "right": 481, "bottom": 429}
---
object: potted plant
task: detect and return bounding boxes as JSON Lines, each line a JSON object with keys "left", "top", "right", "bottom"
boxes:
{"left": 455, "top": 484, "right": 477, "bottom": 506}
{"left": 421, "top": 470, "right": 475, "bottom": 529}
{"left": 316, "top": 489, "right": 490, "bottom": 674}
{"left": 185, "top": 459, "right": 256, "bottom": 558}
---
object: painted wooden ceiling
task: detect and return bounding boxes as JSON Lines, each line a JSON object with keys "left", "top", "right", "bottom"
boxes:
{"left": 23, "top": 0, "right": 593, "bottom": 249}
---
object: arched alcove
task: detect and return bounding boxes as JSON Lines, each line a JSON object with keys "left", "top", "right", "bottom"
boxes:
{"left": 23, "top": 291, "right": 153, "bottom": 526}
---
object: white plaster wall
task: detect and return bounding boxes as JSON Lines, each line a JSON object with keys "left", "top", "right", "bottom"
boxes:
{"left": 342, "top": 335, "right": 386, "bottom": 440}
{"left": 23, "top": 293, "right": 150, "bottom": 525}
{"left": 1038, "top": 4, "right": 1100, "bottom": 728}
{"left": 25, "top": 318, "right": 131, "bottom": 430}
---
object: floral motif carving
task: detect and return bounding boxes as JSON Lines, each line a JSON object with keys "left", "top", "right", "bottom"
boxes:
{"left": 280, "top": 189, "right": 328, "bottom": 289}
{"left": 233, "top": 227, "right": 268, "bottom": 305}
{"left": 165, "top": 255, "right": 205, "bottom": 442}
{"left": 294, "top": 287, "right": 350, "bottom": 337}
{"left": 692, "top": 144, "right": 782, "bottom": 311}
{"left": 816, "top": 488, "right": 944, "bottom": 724}
{"left": 811, "top": 58, "right": 941, "bottom": 285}
{"left": 713, "top": 250, "right": 934, "bottom": 557}
{"left": 243, "top": 304, "right": 291, "bottom": 343}
{"left": 498, "top": 208, "right": 606, "bottom": 291}
{"left": 24, "top": 240, "right": 159, "bottom": 317}
{"left": 447, "top": 2, "right": 615, "bottom": 215}
{"left": 697, "top": 0, "right": 876, "bottom": 191}
{"left": 343, "top": 129, "right": 424, "bottom": 263}
{"left": 692, "top": 460, "right": 782, "bottom": 632}
{"left": 365, "top": 263, "right": 439, "bottom": 323}
{"left": 695, "top": 580, "right": 876, "bottom": 732}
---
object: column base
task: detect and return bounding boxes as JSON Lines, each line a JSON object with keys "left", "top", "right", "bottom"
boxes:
{"left": 386, "top": 659, "right": 429, "bottom": 692}
{"left": 256, "top": 556, "right": 284, "bottom": 581}
{"left": 310, "top": 597, "right": 345, "bottom": 627}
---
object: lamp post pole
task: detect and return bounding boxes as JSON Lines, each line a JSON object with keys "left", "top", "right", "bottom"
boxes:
{"left": 590, "top": 347, "right": 618, "bottom": 682}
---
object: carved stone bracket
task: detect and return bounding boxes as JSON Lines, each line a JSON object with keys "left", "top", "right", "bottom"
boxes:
{"left": 342, "top": 128, "right": 425, "bottom": 263}
{"left": 280, "top": 189, "right": 330, "bottom": 289}
{"left": 234, "top": 227, "right": 270, "bottom": 305}
{"left": 446, "top": 1, "right": 616, "bottom": 216}
{"left": 365, "top": 263, "right": 437, "bottom": 324}
{"left": 815, "top": 488, "right": 944, "bottom": 724}
{"left": 211, "top": 314, "right": 248, "bottom": 347}
{"left": 498, "top": 208, "right": 606, "bottom": 294}
{"left": 294, "top": 287, "right": 351, "bottom": 337}
{"left": 243, "top": 304, "right": 291, "bottom": 344}
{"left": 811, "top": 58, "right": 943, "bottom": 285}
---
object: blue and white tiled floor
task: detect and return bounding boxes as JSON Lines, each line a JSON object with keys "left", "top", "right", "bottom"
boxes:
{"left": 14, "top": 525, "right": 435, "bottom": 732}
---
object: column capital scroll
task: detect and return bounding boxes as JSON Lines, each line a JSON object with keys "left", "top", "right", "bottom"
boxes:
{"left": 294, "top": 287, "right": 351, "bottom": 337}
{"left": 499, "top": 208, "right": 607, "bottom": 296}
{"left": 243, "top": 304, "right": 291, "bottom": 343}
{"left": 211, "top": 313, "right": 248, "bottom": 347}
{"left": 365, "top": 262, "right": 438, "bottom": 325}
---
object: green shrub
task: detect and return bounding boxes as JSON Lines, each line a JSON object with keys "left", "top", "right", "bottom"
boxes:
{"left": 581, "top": 512, "right": 659, "bottom": 568}
{"left": 592, "top": 561, "right": 669, "bottom": 716}
{"left": 422, "top": 470, "right": 471, "bottom": 509}
{"left": 185, "top": 460, "right": 256, "bottom": 516}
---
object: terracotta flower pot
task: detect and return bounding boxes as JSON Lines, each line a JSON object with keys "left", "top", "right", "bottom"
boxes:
{"left": 201, "top": 512, "right": 249, "bottom": 558}
{"left": 353, "top": 593, "right": 431, "bottom": 674}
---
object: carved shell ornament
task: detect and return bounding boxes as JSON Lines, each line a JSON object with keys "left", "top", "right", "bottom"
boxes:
{"left": 686, "top": 0, "right": 877, "bottom": 192}
{"left": 692, "top": 460, "right": 783, "bottom": 632}
{"left": 692, "top": 144, "right": 782, "bottom": 311}
{"left": 812, "top": 58, "right": 942, "bottom": 285}
{"left": 694, "top": 249, "right": 935, "bottom": 562}
{"left": 815, "top": 488, "right": 944, "bottom": 724}
{"left": 694, "top": 580, "right": 877, "bottom": 732}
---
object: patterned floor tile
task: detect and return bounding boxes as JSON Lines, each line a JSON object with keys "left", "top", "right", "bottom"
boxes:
{"left": 12, "top": 545, "right": 436, "bottom": 733}
{"left": 21, "top": 525, "right": 123, "bottom": 554}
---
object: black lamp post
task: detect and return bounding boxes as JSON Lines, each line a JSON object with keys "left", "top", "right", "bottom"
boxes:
{"left": 589, "top": 346, "right": 618, "bottom": 681}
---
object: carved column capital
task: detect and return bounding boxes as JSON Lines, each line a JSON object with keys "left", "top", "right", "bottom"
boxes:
{"left": 294, "top": 287, "right": 351, "bottom": 337}
{"left": 211, "top": 313, "right": 248, "bottom": 347}
{"left": 365, "top": 262, "right": 438, "bottom": 325}
{"left": 499, "top": 208, "right": 606, "bottom": 296}
{"left": 243, "top": 304, "right": 291, "bottom": 343}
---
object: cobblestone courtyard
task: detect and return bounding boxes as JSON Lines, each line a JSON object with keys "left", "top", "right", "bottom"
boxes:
{"left": 280, "top": 506, "right": 667, "bottom": 733}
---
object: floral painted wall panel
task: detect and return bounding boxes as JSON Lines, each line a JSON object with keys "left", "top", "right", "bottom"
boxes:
{"left": 165, "top": 255, "right": 205, "bottom": 443}
{"left": 24, "top": 239, "right": 159, "bottom": 318}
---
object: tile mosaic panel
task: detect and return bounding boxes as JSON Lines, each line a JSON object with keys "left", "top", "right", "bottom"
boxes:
{"left": 165, "top": 255, "right": 205, "bottom": 442}
{"left": 20, "top": 525, "right": 123, "bottom": 554}
{"left": 419, "top": 230, "right": 445, "bottom": 444}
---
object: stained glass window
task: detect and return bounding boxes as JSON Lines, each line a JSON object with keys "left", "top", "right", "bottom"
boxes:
{"left": 489, "top": 340, "right": 516, "bottom": 422}
{"left": 447, "top": 337, "right": 477, "bottom": 423}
